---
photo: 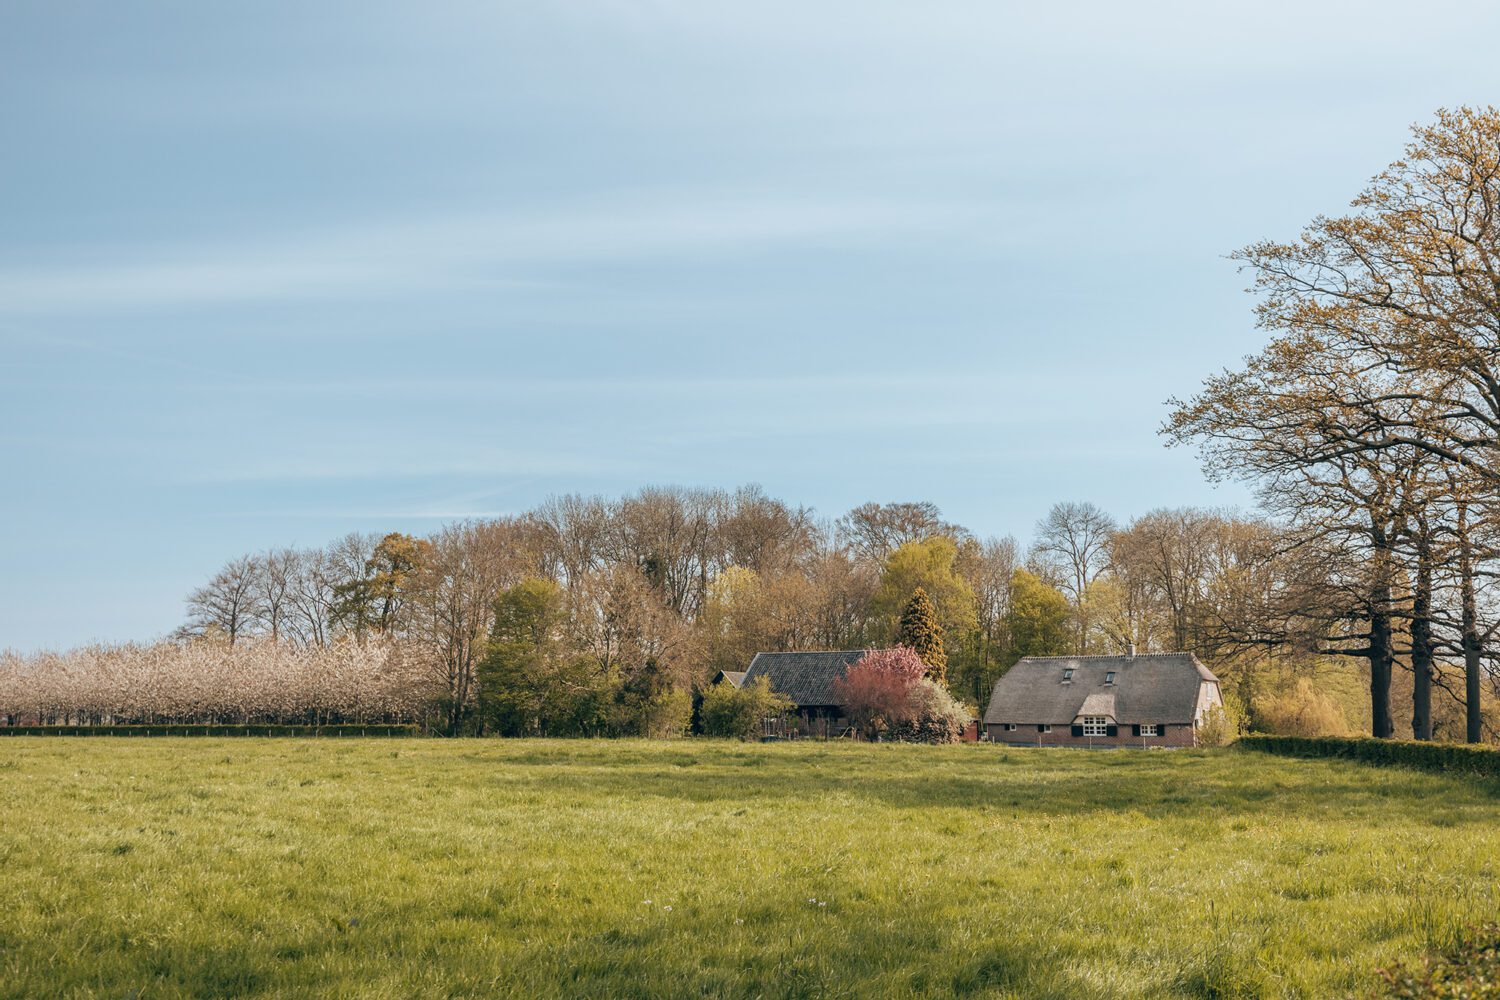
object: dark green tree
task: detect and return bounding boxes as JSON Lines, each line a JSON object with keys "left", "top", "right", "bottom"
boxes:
{"left": 478, "top": 577, "right": 614, "bottom": 737}
{"left": 897, "top": 586, "right": 947, "bottom": 684}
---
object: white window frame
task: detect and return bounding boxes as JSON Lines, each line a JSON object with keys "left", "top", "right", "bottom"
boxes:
{"left": 1039, "top": 724, "right": 1052, "bottom": 734}
{"left": 1082, "top": 716, "right": 1108, "bottom": 737}
{"left": 1003, "top": 723, "right": 1017, "bottom": 732}
{"left": 1139, "top": 724, "right": 1159, "bottom": 737}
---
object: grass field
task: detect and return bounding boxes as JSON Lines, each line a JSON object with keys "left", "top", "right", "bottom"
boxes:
{"left": 1, "top": 740, "right": 1497, "bottom": 999}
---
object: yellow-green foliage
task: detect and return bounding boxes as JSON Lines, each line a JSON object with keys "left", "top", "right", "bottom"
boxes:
{"left": 2, "top": 739, "right": 1499, "bottom": 998}
{"left": 872, "top": 537, "right": 979, "bottom": 645}
{"left": 1256, "top": 677, "right": 1353, "bottom": 737}
{"left": 698, "top": 677, "right": 793, "bottom": 740}
{"left": 1197, "top": 692, "right": 1247, "bottom": 748}
{"left": 1004, "top": 569, "right": 1072, "bottom": 666}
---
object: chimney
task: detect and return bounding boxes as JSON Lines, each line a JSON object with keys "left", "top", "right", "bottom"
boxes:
{"left": 1126, "top": 642, "right": 1136, "bottom": 658}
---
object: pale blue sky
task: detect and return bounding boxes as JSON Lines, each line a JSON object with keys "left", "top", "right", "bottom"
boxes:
{"left": 4, "top": 1, "right": 1499, "bottom": 651}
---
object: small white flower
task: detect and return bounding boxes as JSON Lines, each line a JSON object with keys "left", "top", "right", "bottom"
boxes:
{"left": 819, "top": 901, "right": 826, "bottom": 907}
{"left": 642, "top": 900, "right": 652, "bottom": 906}
{"left": 663, "top": 905, "right": 673, "bottom": 912}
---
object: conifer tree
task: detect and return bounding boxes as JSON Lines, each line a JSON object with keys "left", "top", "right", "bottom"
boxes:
{"left": 897, "top": 587, "right": 946, "bottom": 684}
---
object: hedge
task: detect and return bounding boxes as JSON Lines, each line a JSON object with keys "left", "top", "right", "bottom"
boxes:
{"left": 0, "top": 724, "right": 421, "bottom": 738}
{"left": 1240, "top": 734, "right": 1500, "bottom": 778}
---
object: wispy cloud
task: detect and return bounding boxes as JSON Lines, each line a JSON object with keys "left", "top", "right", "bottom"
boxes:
{"left": 0, "top": 191, "right": 966, "bottom": 315}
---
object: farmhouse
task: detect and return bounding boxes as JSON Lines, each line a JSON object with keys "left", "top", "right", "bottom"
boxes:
{"left": 742, "top": 649, "right": 865, "bottom": 737}
{"left": 983, "top": 651, "right": 1222, "bottom": 747}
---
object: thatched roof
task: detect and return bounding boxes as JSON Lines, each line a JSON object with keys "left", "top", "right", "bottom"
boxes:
{"left": 742, "top": 650, "right": 868, "bottom": 709}
{"left": 983, "top": 653, "right": 1218, "bottom": 726}
{"left": 711, "top": 670, "right": 747, "bottom": 688}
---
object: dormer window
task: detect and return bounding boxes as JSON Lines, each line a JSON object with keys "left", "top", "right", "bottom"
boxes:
{"left": 1104, "top": 671, "right": 1116, "bottom": 685}
{"left": 1062, "top": 668, "right": 1074, "bottom": 682}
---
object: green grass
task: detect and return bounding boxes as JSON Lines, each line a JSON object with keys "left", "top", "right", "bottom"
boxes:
{"left": 1, "top": 740, "right": 1496, "bottom": 999}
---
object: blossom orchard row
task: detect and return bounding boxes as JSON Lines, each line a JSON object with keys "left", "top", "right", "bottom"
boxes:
{"left": 0, "top": 639, "right": 440, "bottom": 726}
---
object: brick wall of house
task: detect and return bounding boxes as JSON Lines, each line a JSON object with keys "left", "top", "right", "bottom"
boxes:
{"left": 985, "top": 722, "right": 1197, "bottom": 748}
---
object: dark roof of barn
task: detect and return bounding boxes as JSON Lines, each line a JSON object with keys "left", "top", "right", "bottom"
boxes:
{"left": 742, "top": 650, "right": 868, "bottom": 708}
{"left": 982, "top": 653, "right": 1218, "bottom": 726}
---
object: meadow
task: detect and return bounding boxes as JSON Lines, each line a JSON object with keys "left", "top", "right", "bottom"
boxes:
{"left": 0, "top": 739, "right": 1496, "bottom": 999}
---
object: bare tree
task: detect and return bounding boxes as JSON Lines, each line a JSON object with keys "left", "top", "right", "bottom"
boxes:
{"left": 286, "top": 547, "right": 339, "bottom": 648}
{"left": 836, "top": 502, "right": 961, "bottom": 562}
{"left": 954, "top": 536, "right": 1019, "bottom": 704}
{"left": 254, "top": 548, "right": 298, "bottom": 642}
{"left": 184, "top": 555, "right": 265, "bottom": 646}
{"left": 1031, "top": 502, "right": 1116, "bottom": 653}
{"left": 405, "top": 520, "right": 523, "bottom": 733}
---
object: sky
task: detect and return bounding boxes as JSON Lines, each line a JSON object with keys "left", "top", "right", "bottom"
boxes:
{"left": 4, "top": 1, "right": 1500, "bottom": 652}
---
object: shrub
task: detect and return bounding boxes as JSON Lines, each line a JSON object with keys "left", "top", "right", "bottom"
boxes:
{"left": 835, "top": 653, "right": 921, "bottom": 735}
{"left": 1240, "top": 734, "right": 1500, "bottom": 777}
{"left": 1197, "top": 692, "right": 1247, "bottom": 748}
{"left": 1254, "top": 677, "right": 1351, "bottom": 737}
{"left": 834, "top": 648, "right": 970, "bottom": 743}
{"left": 887, "top": 680, "right": 970, "bottom": 744}
{"left": 699, "top": 677, "right": 795, "bottom": 740}
{"left": 480, "top": 649, "right": 615, "bottom": 737}
{"left": 1371, "top": 924, "right": 1500, "bottom": 998}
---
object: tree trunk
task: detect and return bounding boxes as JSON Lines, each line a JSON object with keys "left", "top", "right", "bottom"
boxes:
{"left": 1458, "top": 502, "right": 1484, "bottom": 743}
{"left": 1369, "top": 520, "right": 1395, "bottom": 739}
{"left": 1410, "top": 523, "right": 1434, "bottom": 741}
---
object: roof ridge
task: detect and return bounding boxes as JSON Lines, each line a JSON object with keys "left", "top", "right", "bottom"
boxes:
{"left": 1017, "top": 652, "right": 1194, "bottom": 661}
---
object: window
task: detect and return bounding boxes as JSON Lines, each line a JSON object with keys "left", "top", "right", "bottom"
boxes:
{"left": 1082, "top": 716, "right": 1108, "bottom": 736}
{"left": 1004, "top": 723, "right": 1017, "bottom": 732}
{"left": 1038, "top": 724, "right": 1052, "bottom": 734}
{"left": 1139, "top": 724, "right": 1159, "bottom": 737}
{"left": 1104, "top": 671, "right": 1116, "bottom": 685}
{"left": 1062, "top": 668, "right": 1074, "bottom": 682}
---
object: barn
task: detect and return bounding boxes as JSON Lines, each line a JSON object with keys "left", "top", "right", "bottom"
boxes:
{"left": 983, "top": 651, "right": 1222, "bottom": 747}
{"left": 741, "top": 649, "right": 867, "bottom": 737}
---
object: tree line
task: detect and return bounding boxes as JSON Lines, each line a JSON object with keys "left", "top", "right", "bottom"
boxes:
{"left": 150, "top": 486, "right": 1392, "bottom": 737}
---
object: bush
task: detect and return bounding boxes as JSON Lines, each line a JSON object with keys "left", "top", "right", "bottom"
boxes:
{"left": 833, "top": 649, "right": 971, "bottom": 743}
{"left": 1197, "top": 692, "right": 1247, "bottom": 748}
{"left": 1240, "top": 734, "right": 1500, "bottom": 777}
{"left": 1254, "top": 677, "right": 1351, "bottom": 737}
{"left": 608, "top": 662, "right": 693, "bottom": 738}
{"left": 1372, "top": 924, "right": 1500, "bottom": 998}
{"left": 479, "top": 650, "right": 615, "bottom": 737}
{"left": 887, "top": 681, "right": 970, "bottom": 744}
{"left": 834, "top": 650, "right": 924, "bottom": 735}
{"left": 699, "top": 677, "right": 795, "bottom": 740}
